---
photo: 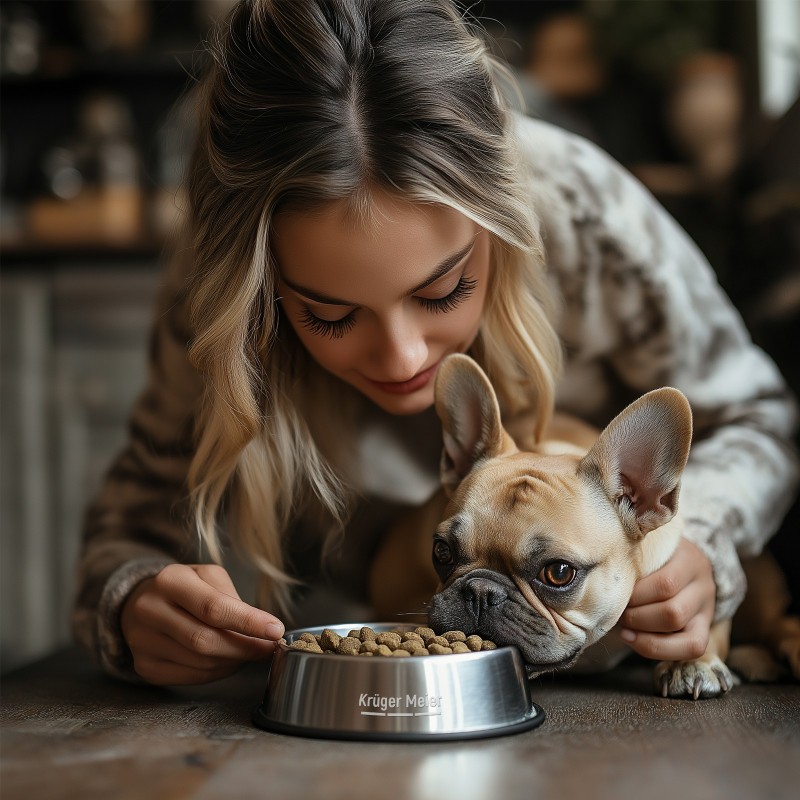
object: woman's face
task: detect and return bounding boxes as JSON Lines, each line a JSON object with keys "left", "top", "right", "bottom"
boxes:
{"left": 273, "top": 191, "right": 491, "bottom": 415}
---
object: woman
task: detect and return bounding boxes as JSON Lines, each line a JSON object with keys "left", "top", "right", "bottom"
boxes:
{"left": 72, "top": 0, "right": 798, "bottom": 686}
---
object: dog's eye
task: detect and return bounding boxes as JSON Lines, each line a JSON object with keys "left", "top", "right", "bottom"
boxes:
{"left": 539, "top": 561, "right": 576, "bottom": 588}
{"left": 433, "top": 540, "right": 453, "bottom": 565}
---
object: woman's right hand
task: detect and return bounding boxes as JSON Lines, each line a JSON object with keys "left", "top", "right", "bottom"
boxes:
{"left": 120, "top": 563, "right": 285, "bottom": 686}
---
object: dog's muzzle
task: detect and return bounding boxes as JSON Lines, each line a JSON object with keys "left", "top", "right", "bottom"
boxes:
{"left": 463, "top": 576, "right": 508, "bottom": 624}
{"left": 429, "top": 568, "right": 516, "bottom": 634}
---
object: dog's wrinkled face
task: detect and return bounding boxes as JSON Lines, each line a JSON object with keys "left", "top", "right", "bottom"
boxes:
{"left": 427, "top": 355, "right": 692, "bottom": 671}
{"left": 428, "top": 451, "right": 639, "bottom": 669}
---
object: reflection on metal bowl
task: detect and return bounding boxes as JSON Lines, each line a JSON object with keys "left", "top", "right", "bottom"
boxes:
{"left": 253, "top": 622, "right": 545, "bottom": 741}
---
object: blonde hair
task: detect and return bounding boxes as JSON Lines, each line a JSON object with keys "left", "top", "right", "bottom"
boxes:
{"left": 183, "top": 0, "right": 563, "bottom": 613}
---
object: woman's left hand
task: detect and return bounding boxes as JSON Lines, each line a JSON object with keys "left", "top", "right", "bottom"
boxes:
{"left": 618, "top": 538, "right": 715, "bottom": 662}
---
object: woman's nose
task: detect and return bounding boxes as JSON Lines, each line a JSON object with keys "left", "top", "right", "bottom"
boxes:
{"left": 370, "top": 313, "right": 428, "bottom": 381}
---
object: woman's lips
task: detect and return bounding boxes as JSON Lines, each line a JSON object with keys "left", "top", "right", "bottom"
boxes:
{"left": 368, "top": 360, "right": 440, "bottom": 395}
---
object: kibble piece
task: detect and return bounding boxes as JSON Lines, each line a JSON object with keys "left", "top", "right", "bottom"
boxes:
{"left": 375, "top": 632, "right": 402, "bottom": 649}
{"left": 358, "top": 652, "right": 374, "bottom": 657}
{"left": 359, "top": 627, "right": 377, "bottom": 642}
{"left": 319, "top": 629, "right": 341, "bottom": 651}
{"left": 290, "top": 640, "right": 323, "bottom": 653}
{"left": 336, "top": 636, "right": 362, "bottom": 656}
{"left": 286, "top": 627, "right": 500, "bottom": 657}
{"left": 465, "top": 635, "right": 483, "bottom": 652}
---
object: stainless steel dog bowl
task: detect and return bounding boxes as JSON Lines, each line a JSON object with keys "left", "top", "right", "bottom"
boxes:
{"left": 253, "top": 623, "right": 545, "bottom": 741}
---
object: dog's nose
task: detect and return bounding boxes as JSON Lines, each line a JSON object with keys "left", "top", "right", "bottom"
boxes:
{"left": 463, "top": 577, "right": 507, "bottom": 620}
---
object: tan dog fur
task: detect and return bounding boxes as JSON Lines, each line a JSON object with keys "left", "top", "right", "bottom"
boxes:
{"left": 369, "top": 354, "right": 799, "bottom": 697}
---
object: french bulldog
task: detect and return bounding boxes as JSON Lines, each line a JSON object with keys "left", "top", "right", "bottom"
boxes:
{"left": 369, "top": 354, "right": 800, "bottom": 698}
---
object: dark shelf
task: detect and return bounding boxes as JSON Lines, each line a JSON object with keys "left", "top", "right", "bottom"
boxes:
{"left": 0, "top": 44, "right": 205, "bottom": 86}
{"left": 1, "top": 239, "right": 165, "bottom": 268}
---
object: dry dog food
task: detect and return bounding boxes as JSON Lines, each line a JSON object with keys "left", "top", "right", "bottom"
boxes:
{"left": 285, "top": 626, "right": 498, "bottom": 656}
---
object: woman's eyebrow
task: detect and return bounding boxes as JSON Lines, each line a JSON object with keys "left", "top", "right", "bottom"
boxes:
{"left": 403, "top": 238, "right": 476, "bottom": 296}
{"left": 281, "top": 238, "right": 476, "bottom": 306}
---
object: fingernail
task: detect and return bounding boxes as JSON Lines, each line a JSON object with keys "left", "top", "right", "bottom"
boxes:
{"left": 620, "top": 628, "right": 636, "bottom": 643}
{"left": 266, "top": 621, "right": 285, "bottom": 639}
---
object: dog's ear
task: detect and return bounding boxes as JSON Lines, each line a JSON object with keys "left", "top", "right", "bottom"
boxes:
{"left": 578, "top": 388, "right": 692, "bottom": 538}
{"left": 434, "top": 354, "right": 517, "bottom": 494}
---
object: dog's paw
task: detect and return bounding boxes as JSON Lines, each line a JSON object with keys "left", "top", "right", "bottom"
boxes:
{"left": 653, "top": 656, "right": 737, "bottom": 699}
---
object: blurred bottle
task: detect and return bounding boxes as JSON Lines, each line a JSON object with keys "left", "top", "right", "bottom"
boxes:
{"left": 668, "top": 52, "right": 743, "bottom": 187}
{"left": 0, "top": 4, "right": 42, "bottom": 75}
{"left": 42, "top": 147, "right": 84, "bottom": 202}
{"left": 152, "top": 95, "right": 195, "bottom": 238}
{"left": 29, "top": 92, "right": 143, "bottom": 246}
{"left": 82, "top": 92, "right": 143, "bottom": 241}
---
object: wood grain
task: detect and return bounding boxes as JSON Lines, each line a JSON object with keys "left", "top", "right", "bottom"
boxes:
{"left": 2, "top": 648, "right": 798, "bottom": 800}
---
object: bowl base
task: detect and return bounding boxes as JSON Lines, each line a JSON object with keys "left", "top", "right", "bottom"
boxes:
{"left": 252, "top": 702, "right": 545, "bottom": 742}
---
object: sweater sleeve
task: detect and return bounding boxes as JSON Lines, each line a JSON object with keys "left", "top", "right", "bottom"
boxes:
{"left": 71, "top": 250, "right": 205, "bottom": 679}
{"left": 519, "top": 116, "right": 800, "bottom": 622}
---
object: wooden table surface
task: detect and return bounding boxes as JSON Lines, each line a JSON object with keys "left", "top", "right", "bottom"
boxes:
{"left": 2, "top": 647, "right": 799, "bottom": 800}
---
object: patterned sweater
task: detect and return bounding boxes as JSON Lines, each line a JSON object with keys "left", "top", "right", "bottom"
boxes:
{"left": 72, "top": 115, "right": 800, "bottom": 679}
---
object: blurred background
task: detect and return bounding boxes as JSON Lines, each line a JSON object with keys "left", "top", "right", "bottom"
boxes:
{"left": 1, "top": 0, "right": 798, "bottom": 673}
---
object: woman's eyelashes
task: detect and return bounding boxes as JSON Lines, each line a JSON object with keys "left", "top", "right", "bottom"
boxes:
{"left": 299, "top": 307, "right": 357, "bottom": 339}
{"left": 299, "top": 275, "right": 479, "bottom": 339}
{"left": 416, "top": 276, "right": 477, "bottom": 314}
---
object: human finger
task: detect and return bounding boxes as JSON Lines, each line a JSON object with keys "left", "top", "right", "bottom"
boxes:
{"left": 628, "top": 540, "right": 710, "bottom": 608}
{"left": 620, "top": 615, "right": 711, "bottom": 662}
{"left": 159, "top": 603, "right": 279, "bottom": 661}
{"left": 125, "top": 576, "right": 278, "bottom": 661}
{"left": 153, "top": 564, "right": 284, "bottom": 640}
{"left": 125, "top": 628, "right": 251, "bottom": 672}
{"left": 620, "top": 581, "right": 711, "bottom": 633}
{"left": 627, "top": 568, "right": 684, "bottom": 608}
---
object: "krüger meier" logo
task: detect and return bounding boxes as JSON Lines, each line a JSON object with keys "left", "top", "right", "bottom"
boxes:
{"left": 358, "top": 693, "right": 443, "bottom": 716}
